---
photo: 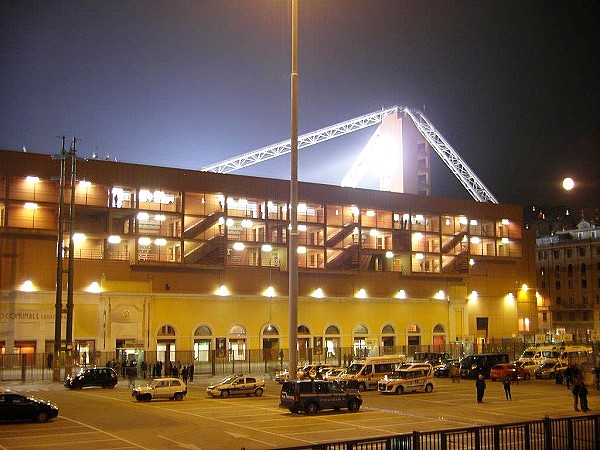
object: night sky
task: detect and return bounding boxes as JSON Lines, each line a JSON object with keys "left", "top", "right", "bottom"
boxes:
{"left": 1, "top": 1, "right": 598, "bottom": 210}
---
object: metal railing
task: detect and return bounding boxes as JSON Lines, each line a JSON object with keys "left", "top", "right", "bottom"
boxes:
{"left": 275, "top": 415, "right": 600, "bottom": 450}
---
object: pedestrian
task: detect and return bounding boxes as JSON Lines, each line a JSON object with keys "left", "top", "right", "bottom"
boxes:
{"left": 188, "top": 363, "right": 194, "bottom": 382}
{"left": 578, "top": 382, "right": 589, "bottom": 412}
{"left": 476, "top": 374, "right": 486, "bottom": 403}
{"left": 572, "top": 382, "right": 581, "bottom": 411}
{"left": 503, "top": 376, "right": 512, "bottom": 401}
{"left": 141, "top": 360, "right": 147, "bottom": 379}
{"left": 182, "top": 365, "right": 188, "bottom": 384}
{"left": 450, "top": 364, "right": 461, "bottom": 383}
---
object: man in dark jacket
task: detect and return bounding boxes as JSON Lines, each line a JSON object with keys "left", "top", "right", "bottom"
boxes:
{"left": 476, "top": 374, "right": 486, "bottom": 403}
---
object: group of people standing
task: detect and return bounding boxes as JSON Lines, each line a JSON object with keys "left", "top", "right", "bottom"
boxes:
{"left": 106, "top": 359, "right": 195, "bottom": 385}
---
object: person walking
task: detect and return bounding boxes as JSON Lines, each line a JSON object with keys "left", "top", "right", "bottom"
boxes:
{"left": 578, "top": 382, "right": 589, "bottom": 412}
{"left": 476, "top": 374, "right": 486, "bottom": 403}
{"left": 572, "top": 381, "right": 581, "bottom": 411}
{"left": 503, "top": 376, "right": 512, "bottom": 401}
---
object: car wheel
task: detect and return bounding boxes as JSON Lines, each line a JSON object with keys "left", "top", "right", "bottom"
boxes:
{"left": 35, "top": 411, "right": 49, "bottom": 423}
{"left": 174, "top": 392, "right": 183, "bottom": 401}
{"left": 143, "top": 394, "right": 152, "bottom": 401}
{"left": 220, "top": 390, "right": 230, "bottom": 398}
{"left": 305, "top": 402, "right": 318, "bottom": 415}
{"left": 254, "top": 388, "right": 263, "bottom": 397}
{"left": 425, "top": 384, "right": 433, "bottom": 393}
{"left": 348, "top": 399, "right": 360, "bottom": 413}
{"left": 524, "top": 373, "right": 531, "bottom": 380}
{"left": 396, "top": 386, "right": 404, "bottom": 395}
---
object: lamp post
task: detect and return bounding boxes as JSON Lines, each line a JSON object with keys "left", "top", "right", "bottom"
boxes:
{"left": 288, "top": 0, "right": 299, "bottom": 380}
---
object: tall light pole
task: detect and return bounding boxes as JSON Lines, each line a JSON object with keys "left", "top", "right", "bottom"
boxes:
{"left": 288, "top": 0, "right": 299, "bottom": 380}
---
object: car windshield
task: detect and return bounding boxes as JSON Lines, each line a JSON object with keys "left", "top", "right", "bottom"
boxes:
{"left": 346, "top": 363, "right": 364, "bottom": 375}
{"left": 219, "top": 375, "right": 239, "bottom": 384}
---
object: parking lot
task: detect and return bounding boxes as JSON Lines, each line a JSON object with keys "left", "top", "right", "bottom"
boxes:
{"left": 0, "top": 375, "right": 598, "bottom": 449}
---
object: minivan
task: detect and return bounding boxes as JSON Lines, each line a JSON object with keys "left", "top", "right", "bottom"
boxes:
{"left": 338, "top": 355, "right": 406, "bottom": 391}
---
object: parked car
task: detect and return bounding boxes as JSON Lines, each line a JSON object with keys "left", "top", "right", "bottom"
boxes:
{"left": 275, "top": 368, "right": 292, "bottom": 384}
{"left": 0, "top": 391, "right": 59, "bottom": 423}
{"left": 132, "top": 377, "right": 187, "bottom": 401}
{"left": 489, "top": 363, "right": 530, "bottom": 381}
{"left": 514, "top": 360, "right": 539, "bottom": 376}
{"left": 206, "top": 374, "right": 265, "bottom": 398}
{"left": 323, "top": 367, "right": 347, "bottom": 381}
{"left": 64, "top": 367, "right": 118, "bottom": 389}
{"left": 535, "top": 362, "right": 568, "bottom": 379}
{"left": 279, "top": 380, "right": 362, "bottom": 415}
{"left": 378, "top": 363, "right": 435, "bottom": 394}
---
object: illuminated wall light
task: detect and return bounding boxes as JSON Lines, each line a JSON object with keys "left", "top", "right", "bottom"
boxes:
{"left": 21, "top": 280, "right": 35, "bottom": 292}
{"left": 154, "top": 238, "right": 167, "bottom": 246}
{"left": 232, "top": 242, "right": 245, "bottom": 251}
{"left": 24, "top": 202, "right": 38, "bottom": 210}
{"left": 385, "top": 251, "right": 394, "bottom": 258}
{"left": 297, "top": 203, "right": 307, "bottom": 213}
{"left": 298, "top": 224, "right": 307, "bottom": 232}
{"left": 154, "top": 214, "right": 166, "bottom": 222}
{"left": 226, "top": 218, "right": 234, "bottom": 227}
{"left": 369, "top": 229, "right": 379, "bottom": 237}
{"left": 524, "top": 317, "right": 530, "bottom": 327}
{"left": 137, "top": 212, "right": 150, "bottom": 221}
{"left": 72, "top": 233, "right": 86, "bottom": 243}
{"left": 261, "top": 244, "right": 272, "bottom": 252}
{"left": 218, "top": 217, "right": 225, "bottom": 225}
{"left": 395, "top": 290, "right": 407, "bottom": 299}
{"left": 108, "top": 235, "right": 121, "bottom": 244}
{"left": 470, "top": 236, "right": 481, "bottom": 244}
{"left": 469, "top": 291, "right": 478, "bottom": 301}
{"left": 355, "top": 288, "right": 367, "bottom": 299}
{"left": 87, "top": 281, "right": 101, "bottom": 293}
{"left": 470, "top": 219, "right": 478, "bottom": 226}
{"left": 138, "top": 237, "right": 151, "bottom": 246}
{"left": 459, "top": 217, "right": 468, "bottom": 225}
{"left": 241, "top": 219, "right": 253, "bottom": 228}
{"left": 501, "top": 238, "right": 509, "bottom": 244}
{"left": 501, "top": 219, "right": 510, "bottom": 225}
{"left": 264, "top": 286, "right": 275, "bottom": 297}
{"left": 366, "top": 210, "right": 376, "bottom": 217}
{"left": 312, "top": 288, "right": 324, "bottom": 298}
{"left": 353, "top": 227, "right": 359, "bottom": 234}
{"left": 434, "top": 290, "right": 446, "bottom": 300}
{"left": 415, "top": 253, "right": 424, "bottom": 260}
{"left": 79, "top": 180, "right": 92, "bottom": 188}
{"left": 521, "top": 284, "right": 529, "bottom": 292}
{"left": 297, "top": 246, "right": 307, "bottom": 254}
{"left": 445, "top": 218, "right": 451, "bottom": 226}
{"left": 216, "top": 285, "right": 229, "bottom": 296}
{"left": 469, "top": 258, "right": 475, "bottom": 266}
{"left": 413, "top": 232, "right": 424, "bottom": 240}
{"left": 26, "top": 176, "right": 40, "bottom": 183}
{"left": 350, "top": 206, "right": 359, "bottom": 216}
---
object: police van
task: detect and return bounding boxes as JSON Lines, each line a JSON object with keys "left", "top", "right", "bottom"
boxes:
{"left": 338, "top": 355, "right": 406, "bottom": 391}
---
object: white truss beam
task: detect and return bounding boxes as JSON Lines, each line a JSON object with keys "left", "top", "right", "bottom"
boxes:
{"left": 200, "top": 107, "right": 398, "bottom": 173}
{"left": 200, "top": 105, "right": 498, "bottom": 204}
{"left": 401, "top": 108, "right": 498, "bottom": 203}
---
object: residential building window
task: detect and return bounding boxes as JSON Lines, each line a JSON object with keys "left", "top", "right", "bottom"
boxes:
{"left": 556, "top": 312, "right": 562, "bottom": 321}
{"left": 542, "top": 312, "right": 547, "bottom": 322}
{"left": 555, "top": 265, "right": 560, "bottom": 276}
{"left": 567, "top": 248, "right": 573, "bottom": 258}
{"left": 553, "top": 250, "right": 560, "bottom": 259}
{"left": 583, "top": 295, "right": 588, "bottom": 305}
{"left": 568, "top": 280, "right": 573, "bottom": 289}
{"left": 567, "top": 264, "right": 573, "bottom": 277}
{"left": 542, "top": 281, "right": 546, "bottom": 289}
{"left": 556, "top": 296, "right": 561, "bottom": 305}
{"left": 555, "top": 280, "right": 561, "bottom": 290}
{"left": 582, "top": 279, "right": 587, "bottom": 289}
{"left": 578, "top": 247, "right": 586, "bottom": 257}
{"left": 581, "top": 263, "right": 586, "bottom": 276}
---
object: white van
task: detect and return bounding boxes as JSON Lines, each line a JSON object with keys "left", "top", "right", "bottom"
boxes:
{"left": 339, "top": 355, "right": 406, "bottom": 391}
{"left": 518, "top": 346, "right": 548, "bottom": 363}
{"left": 559, "top": 345, "right": 593, "bottom": 365}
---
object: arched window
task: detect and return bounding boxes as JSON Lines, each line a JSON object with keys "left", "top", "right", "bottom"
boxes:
{"left": 228, "top": 325, "right": 247, "bottom": 361}
{"left": 263, "top": 325, "right": 279, "bottom": 335}
{"left": 432, "top": 323, "right": 446, "bottom": 349}
{"left": 324, "top": 325, "right": 341, "bottom": 360}
{"left": 298, "top": 325, "right": 310, "bottom": 335}
{"left": 381, "top": 324, "right": 396, "bottom": 354}
{"left": 158, "top": 325, "right": 176, "bottom": 336}
{"left": 193, "top": 325, "right": 212, "bottom": 363}
{"left": 353, "top": 324, "right": 369, "bottom": 358}
{"left": 407, "top": 323, "right": 421, "bottom": 348}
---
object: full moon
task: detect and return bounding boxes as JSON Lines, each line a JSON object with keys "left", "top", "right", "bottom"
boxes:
{"left": 562, "top": 177, "right": 575, "bottom": 191}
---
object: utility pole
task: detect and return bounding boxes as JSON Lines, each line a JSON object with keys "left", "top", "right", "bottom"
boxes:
{"left": 65, "top": 137, "right": 78, "bottom": 376}
{"left": 53, "top": 137, "right": 67, "bottom": 381}
{"left": 288, "top": 0, "right": 299, "bottom": 380}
